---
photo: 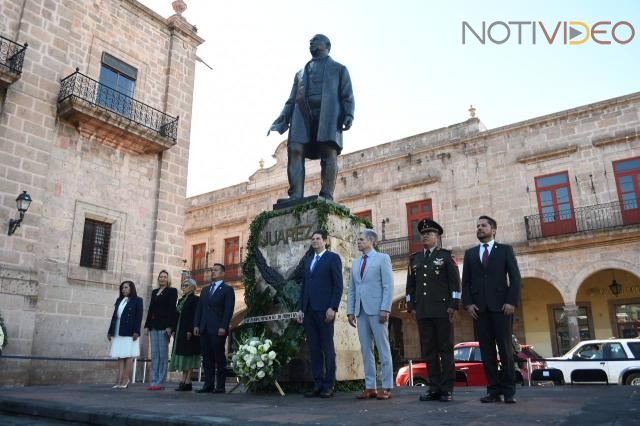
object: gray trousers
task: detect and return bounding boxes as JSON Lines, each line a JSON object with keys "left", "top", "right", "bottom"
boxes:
{"left": 149, "top": 329, "right": 169, "bottom": 386}
{"left": 356, "top": 313, "right": 394, "bottom": 390}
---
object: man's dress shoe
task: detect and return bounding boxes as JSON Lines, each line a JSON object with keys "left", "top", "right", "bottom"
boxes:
{"left": 356, "top": 389, "right": 378, "bottom": 399}
{"left": 419, "top": 391, "right": 440, "bottom": 402}
{"left": 304, "top": 388, "right": 322, "bottom": 398}
{"left": 480, "top": 394, "right": 502, "bottom": 403}
{"left": 319, "top": 389, "right": 335, "bottom": 398}
{"left": 440, "top": 391, "right": 453, "bottom": 402}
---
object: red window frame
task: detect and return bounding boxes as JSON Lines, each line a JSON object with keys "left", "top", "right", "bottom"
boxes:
{"left": 354, "top": 210, "right": 372, "bottom": 224}
{"left": 191, "top": 243, "right": 206, "bottom": 285}
{"left": 224, "top": 237, "right": 241, "bottom": 281}
{"left": 534, "top": 171, "right": 577, "bottom": 237}
{"left": 613, "top": 156, "right": 640, "bottom": 225}
{"left": 406, "top": 199, "right": 433, "bottom": 253}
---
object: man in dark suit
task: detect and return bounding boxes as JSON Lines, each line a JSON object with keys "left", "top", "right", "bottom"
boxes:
{"left": 194, "top": 263, "right": 235, "bottom": 394}
{"left": 296, "top": 229, "right": 343, "bottom": 398}
{"left": 462, "top": 215, "right": 521, "bottom": 404}
{"left": 406, "top": 219, "right": 460, "bottom": 402}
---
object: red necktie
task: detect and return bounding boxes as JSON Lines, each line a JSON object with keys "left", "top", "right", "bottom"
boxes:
{"left": 482, "top": 244, "right": 489, "bottom": 268}
{"left": 360, "top": 254, "right": 367, "bottom": 279}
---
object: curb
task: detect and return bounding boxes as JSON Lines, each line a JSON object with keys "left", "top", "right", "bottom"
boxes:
{"left": 0, "top": 397, "right": 249, "bottom": 426}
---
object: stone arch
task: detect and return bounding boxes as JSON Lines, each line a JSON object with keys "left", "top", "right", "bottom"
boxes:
{"left": 568, "top": 259, "right": 640, "bottom": 303}
{"left": 519, "top": 266, "right": 570, "bottom": 303}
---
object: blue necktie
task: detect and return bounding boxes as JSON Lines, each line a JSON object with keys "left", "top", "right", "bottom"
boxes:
{"left": 311, "top": 255, "right": 320, "bottom": 272}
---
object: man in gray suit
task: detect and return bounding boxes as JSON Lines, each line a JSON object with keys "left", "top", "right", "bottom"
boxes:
{"left": 347, "top": 229, "right": 394, "bottom": 400}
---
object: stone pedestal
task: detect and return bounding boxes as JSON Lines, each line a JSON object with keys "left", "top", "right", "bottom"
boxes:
{"left": 255, "top": 203, "right": 364, "bottom": 382}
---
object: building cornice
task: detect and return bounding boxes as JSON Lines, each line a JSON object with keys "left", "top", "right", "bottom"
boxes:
{"left": 186, "top": 91, "right": 640, "bottom": 211}
{"left": 517, "top": 145, "right": 578, "bottom": 164}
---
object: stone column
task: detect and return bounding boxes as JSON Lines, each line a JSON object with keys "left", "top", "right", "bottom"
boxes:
{"left": 563, "top": 303, "right": 581, "bottom": 349}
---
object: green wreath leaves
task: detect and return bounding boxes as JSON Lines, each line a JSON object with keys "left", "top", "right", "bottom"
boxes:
{"left": 237, "top": 200, "right": 371, "bottom": 390}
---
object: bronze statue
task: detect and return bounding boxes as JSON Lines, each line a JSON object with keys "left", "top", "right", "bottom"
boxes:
{"left": 271, "top": 34, "right": 355, "bottom": 203}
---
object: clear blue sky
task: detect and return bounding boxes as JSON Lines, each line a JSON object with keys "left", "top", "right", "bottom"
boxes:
{"left": 140, "top": 0, "right": 640, "bottom": 196}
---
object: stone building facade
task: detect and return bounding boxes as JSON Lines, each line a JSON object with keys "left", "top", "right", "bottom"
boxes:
{"left": 184, "top": 92, "right": 640, "bottom": 365}
{"left": 0, "top": 0, "right": 202, "bottom": 385}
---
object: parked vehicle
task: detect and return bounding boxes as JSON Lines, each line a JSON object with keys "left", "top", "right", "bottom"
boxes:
{"left": 395, "top": 341, "right": 545, "bottom": 387}
{"left": 545, "top": 338, "right": 640, "bottom": 385}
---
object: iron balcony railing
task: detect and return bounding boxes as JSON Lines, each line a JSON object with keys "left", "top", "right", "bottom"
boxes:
{"left": 524, "top": 200, "right": 638, "bottom": 240}
{"left": 0, "top": 36, "right": 27, "bottom": 74}
{"left": 377, "top": 236, "right": 411, "bottom": 259}
{"left": 58, "top": 69, "right": 178, "bottom": 141}
{"left": 189, "top": 263, "right": 243, "bottom": 287}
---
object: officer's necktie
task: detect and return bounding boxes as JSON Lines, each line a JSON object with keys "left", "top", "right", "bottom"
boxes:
{"left": 482, "top": 243, "right": 490, "bottom": 268}
{"left": 311, "top": 255, "right": 320, "bottom": 272}
{"left": 360, "top": 254, "right": 367, "bottom": 279}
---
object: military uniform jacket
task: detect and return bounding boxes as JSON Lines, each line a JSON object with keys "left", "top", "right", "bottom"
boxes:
{"left": 405, "top": 248, "right": 461, "bottom": 319}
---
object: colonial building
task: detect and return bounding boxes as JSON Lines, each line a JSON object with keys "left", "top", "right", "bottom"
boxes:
{"left": 0, "top": 0, "right": 203, "bottom": 385}
{"left": 184, "top": 92, "right": 640, "bottom": 364}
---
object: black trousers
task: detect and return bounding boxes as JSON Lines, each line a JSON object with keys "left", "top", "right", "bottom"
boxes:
{"left": 200, "top": 331, "right": 227, "bottom": 390}
{"left": 474, "top": 311, "right": 515, "bottom": 397}
{"left": 287, "top": 141, "right": 337, "bottom": 200}
{"left": 418, "top": 317, "right": 455, "bottom": 393}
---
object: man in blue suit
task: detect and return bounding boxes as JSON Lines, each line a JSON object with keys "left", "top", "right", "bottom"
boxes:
{"left": 194, "top": 263, "right": 235, "bottom": 393}
{"left": 296, "top": 230, "right": 343, "bottom": 398}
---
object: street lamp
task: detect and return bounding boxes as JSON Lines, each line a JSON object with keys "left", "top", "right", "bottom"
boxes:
{"left": 609, "top": 270, "right": 622, "bottom": 297}
{"left": 8, "top": 191, "right": 32, "bottom": 236}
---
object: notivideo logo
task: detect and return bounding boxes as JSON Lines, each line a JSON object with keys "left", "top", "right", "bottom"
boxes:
{"left": 462, "top": 21, "right": 635, "bottom": 45}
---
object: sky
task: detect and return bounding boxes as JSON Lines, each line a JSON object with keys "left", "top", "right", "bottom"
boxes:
{"left": 139, "top": 0, "right": 640, "bottom": 197}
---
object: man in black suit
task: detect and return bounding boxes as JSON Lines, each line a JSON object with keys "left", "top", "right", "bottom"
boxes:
{"left": 194, "top": 263, "right": 235, "bottom": 393}
{"left": 462, "top": 216, "right": 521, "bottom": 404}
{"left": 296, "top": 230, "right": 343, "bottom": 398}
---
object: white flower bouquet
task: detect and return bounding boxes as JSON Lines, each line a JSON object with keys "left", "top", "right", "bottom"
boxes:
{"left": 230, "top": 336, "right": 279, "bottom": 389}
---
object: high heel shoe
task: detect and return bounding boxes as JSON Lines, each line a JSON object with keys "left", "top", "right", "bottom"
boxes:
{"left": 120, "top": 379, "right": 130, "bottom": 389}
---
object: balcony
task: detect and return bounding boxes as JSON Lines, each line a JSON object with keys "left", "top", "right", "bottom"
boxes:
{"left": 377, "top": 236, "right": 412, "bottom": 260}
{"left": 524, "top": 201, "right": 640, "bottom": 240}
{"left": 189, "top": 263, "right": 243, "bottom": 287}
{"left": 0, "top": 36, "right": 27, "bottom": 88}
{"left": 57, "top": 69, "right": 179, "bottom": 154}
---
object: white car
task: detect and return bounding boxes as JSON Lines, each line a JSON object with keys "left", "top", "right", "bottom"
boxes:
{"left": 546, "top": 338, "right": 640, "bottom": 385}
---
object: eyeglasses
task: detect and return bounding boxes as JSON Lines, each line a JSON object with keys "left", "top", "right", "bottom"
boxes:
{"left": 181, "top": 283, "right": 190, "bottom": 287}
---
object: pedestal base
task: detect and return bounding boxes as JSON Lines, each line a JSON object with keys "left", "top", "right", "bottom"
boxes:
{"left": 251, "top": 202, "right": 364, "bottom": 382}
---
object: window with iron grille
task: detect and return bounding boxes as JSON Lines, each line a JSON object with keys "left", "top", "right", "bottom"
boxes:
{"left": 80, "top": 219, "right": 112, "bottom": 270}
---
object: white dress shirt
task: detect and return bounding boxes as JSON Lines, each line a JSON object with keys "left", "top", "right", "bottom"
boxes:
{"left": 479, "top": 239, "right": 495, "bottom": 262}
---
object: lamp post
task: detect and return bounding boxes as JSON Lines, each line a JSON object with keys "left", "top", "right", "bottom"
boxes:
{"left": 8, "top": 191, "right": 32, "bottom": 236}
{"left": 609, "top": 278, "right": 622, "bottom": 297}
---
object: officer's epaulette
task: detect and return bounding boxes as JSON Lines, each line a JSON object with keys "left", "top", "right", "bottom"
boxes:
{"left": 409, "top": 251, "right": 421, "bottom": 259}
{"left": 437, "top": 248, "right": 452, "bottom": 254}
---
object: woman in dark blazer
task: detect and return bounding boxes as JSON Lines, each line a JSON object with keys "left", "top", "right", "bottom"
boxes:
{"left": 169, "top": 278, "right": 201, "bottom": 391}
{"left": 144, "top": 270, "right": 178, "bottom": 390}
{"left": 108, "top": 280, "right": 143, "bottom": 389}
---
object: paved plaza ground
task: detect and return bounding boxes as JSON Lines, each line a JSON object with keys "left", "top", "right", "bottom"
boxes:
{"left": 0, "top": 383, "right": 638, "bottom": 425}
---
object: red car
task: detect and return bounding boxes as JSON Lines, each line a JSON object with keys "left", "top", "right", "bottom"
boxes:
{"left": 395, "top": 341, "right": 545, "bottom": 387}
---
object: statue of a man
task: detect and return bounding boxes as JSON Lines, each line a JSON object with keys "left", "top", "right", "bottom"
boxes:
{"left": 271, "top": 34, "right": 355, "bottom": 202}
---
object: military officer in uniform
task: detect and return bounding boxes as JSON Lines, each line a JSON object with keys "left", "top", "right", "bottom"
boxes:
{"left": 405, "top": 219, "right": 461, "bottom": 402}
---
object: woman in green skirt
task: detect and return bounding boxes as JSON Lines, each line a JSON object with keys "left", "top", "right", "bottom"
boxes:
{"left": 169, "top": 278, "right": 201, "bottom": 391}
